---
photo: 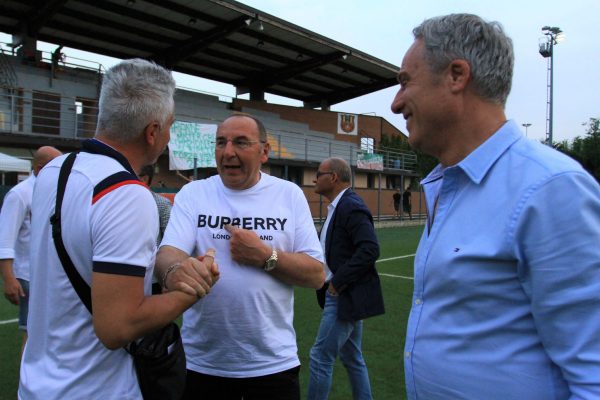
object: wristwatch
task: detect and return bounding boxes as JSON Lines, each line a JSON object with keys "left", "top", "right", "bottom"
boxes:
{"left": 263, "top": 248, "right": 278, "bottom": 272}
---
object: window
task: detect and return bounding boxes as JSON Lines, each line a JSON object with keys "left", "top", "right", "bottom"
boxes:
{"left": 75, "top": 97, "right": 98, "bottom": 138}
{"left": 386, "top": 175, "right": 402, "bottom": 189}
{"left": 269, "top": 165, "right": 303, "bottom": 185}
{"left": 32, "top": 91, "right": 60, "bottom": 135}
{"left": 367, "top": 173, "right": 376, "bottom": 189}
{"left": 361, "top": 137, "right": 374, "bottom": 154}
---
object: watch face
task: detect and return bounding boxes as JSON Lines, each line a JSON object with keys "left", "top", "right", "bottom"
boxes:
{"left": 264, "top": 260, "right": 276, "bottom": 271}
{"left": 264, "top": 250, "right": 277, "bottom": 271}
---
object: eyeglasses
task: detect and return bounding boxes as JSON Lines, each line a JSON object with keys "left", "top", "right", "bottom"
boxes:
{"left": 214, "top": 137, "right": 266, "bottom": 150}
{"left": 316, "top": 171, "right": 334, "bottom": 178}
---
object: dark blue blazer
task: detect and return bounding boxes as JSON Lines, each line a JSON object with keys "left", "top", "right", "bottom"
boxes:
{"left": 318, "top": 189, "right": 385, "bottom": 321}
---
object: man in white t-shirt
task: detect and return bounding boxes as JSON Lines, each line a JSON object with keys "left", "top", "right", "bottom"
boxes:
{"left": 157, "top": 113, "right": 325, "bottom": 400}
{"left": 0, "top": 146, "right": 61, "bottom": 357}
{"left": 19, "top": 59, "right": 219, "bottom": 400}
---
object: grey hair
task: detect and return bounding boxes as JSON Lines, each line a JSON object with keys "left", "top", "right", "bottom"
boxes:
{"left": 96, "top": 58, "right": 176, "bottom": 142}
{"left": 413, "top": 13, "right": 514, "bottom": 106}
{"left": 326, "top": 157, "right": 351, "bottom": 183}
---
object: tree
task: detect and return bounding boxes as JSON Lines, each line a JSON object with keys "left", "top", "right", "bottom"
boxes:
{"left": 379, "top": 134, "right": 438, "bottom": 179}
{"left": 556, "top": 118, "right": 600, "bottom": 183}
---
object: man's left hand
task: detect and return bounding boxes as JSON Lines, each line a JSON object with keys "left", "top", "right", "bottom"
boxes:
{"left": 3, "top": 277, "right": 24, "bottom": 305}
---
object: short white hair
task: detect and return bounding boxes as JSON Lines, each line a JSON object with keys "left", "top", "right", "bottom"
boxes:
{"left": 96, "top": 58, "right": 176, "bottom": 142}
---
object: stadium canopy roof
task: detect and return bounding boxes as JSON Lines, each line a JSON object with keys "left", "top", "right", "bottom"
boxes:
{"left": 0, "top": 0, "right": 400, "bottom": 108}
{"left": 0, "top": 152, "right": 30, "bottom": 173}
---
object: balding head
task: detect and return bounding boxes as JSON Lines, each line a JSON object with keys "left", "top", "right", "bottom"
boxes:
{"left": 33, "top": 146, "right": 62, "bottom": 176}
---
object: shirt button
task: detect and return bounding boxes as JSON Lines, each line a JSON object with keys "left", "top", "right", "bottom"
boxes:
{"left": 415, "top": 298, "right": 422, "bottom": 305}
{"left": 405, "top": 351, "right": 411, "bottom": 358}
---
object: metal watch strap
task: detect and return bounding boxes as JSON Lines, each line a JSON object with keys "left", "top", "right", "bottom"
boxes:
{"left": 263, "top": 248, "right": 278, "bottom": 271}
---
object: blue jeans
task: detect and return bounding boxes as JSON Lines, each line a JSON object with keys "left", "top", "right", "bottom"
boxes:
{"left": 17, "top": 278, "right": 29, "bottom": 331}
{"left": 307, "top": 292, "right": 372, "bottom": 400}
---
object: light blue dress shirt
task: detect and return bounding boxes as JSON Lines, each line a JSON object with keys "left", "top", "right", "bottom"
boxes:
{"left": 404, "top": 120, "right": 600, "bottom": 399}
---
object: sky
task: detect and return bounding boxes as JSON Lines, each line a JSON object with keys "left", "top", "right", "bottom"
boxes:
{"left": 236, "top": 0, "right": 600, "bottom": 143}
{"left": 3, "top": 0, "right": 598, "bottom": 143}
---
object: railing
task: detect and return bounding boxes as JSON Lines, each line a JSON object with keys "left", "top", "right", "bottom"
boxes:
{"left": 0, "top": 41, "right": 106, "bottom": 76}
{"left": 377, "top": 148, "right": 418, "bottom": 172}
{"left": 0, "top": 86, "right": 417, "bottom": 172}
{"left": 358, "top": 130, "right": 417, "bottom": 172}
{"left": 42, "top": 51, "right": 106, "bottom": 76}
{"left": 0, "top": 87, "right": 98, "bottom": 139}
{"left": 0, "top": 48, "right": 18, "bottom": 88}
{"left": 267, "top": 130, "right": 360, "bottom": 164}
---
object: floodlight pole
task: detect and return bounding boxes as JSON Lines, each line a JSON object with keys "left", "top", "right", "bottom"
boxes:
{"left": 539, "top": 26, "right": 562, "bottom": 146}
{"left": 522, "top": 123, "right": 532, "bottom": 137}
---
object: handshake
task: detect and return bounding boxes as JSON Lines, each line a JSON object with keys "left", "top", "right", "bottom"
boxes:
{"left": 159, "top": 248, "right": 220, "bottom": 299}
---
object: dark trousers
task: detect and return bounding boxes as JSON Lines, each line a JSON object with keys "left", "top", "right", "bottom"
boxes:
{"left": 183, "top": 366, "right": 301, "bottom": 400}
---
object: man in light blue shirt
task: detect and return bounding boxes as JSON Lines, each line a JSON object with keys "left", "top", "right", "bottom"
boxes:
{"left": 391, "top": 13, "right": 600, "bottom": 399}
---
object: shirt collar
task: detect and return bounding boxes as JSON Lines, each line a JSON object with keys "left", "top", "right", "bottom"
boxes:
{"left": 457, "top": 120, "right": 522, "bottom": 184}
{"left": 81, "top": 138, "right": 137, "bottom": 176}
{"left": 421, "top": 164, "right": 445, "bottom": 185}
{"left": 422, "top": 120, "right": 522, "bottom": 185}
{"left": 328, "top": 187, "right": 349, "bottom": 211}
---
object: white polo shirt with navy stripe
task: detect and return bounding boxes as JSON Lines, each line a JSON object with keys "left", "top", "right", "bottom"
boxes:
{"left": 19, "top": 139, "right": 157, "bottom": 400}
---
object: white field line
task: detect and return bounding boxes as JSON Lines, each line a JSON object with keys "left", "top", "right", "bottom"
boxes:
{"left": 0, "top": 318, "right": 18, "bottom": 325}
{"left": 377, "top": 253, "right": 415, "bottom": 280}
{"left": 376, "top": 253, "right": 416, "bottom": 263}
{"left": 380, "top": 273, "right": 414, "bottom": 280}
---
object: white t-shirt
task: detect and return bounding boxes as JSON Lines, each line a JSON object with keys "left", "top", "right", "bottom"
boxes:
{"left": 162, "top": 172, "right": 323, "bottom": 378}
{"left": 0, "top": 174, "right": 35, "bottom": 281}
{"left": 19, "top": 149, "right": 157, "bottom": 400}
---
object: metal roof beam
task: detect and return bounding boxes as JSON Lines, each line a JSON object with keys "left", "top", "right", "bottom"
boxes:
{"left": 0, "top": 5, "right": 22, "bottom": 27}
{"left": 160, "top": 16, "right": 250, "bottom": 68}
{"left": 237, "top": 51, "right": 346, "bottom": 92}
{"left": 42, "top": 20, "right": 156, "bottom": 54}
{"left": 57, "top": 8, "right": 170, "bottom": 44}
{"left": 237, "top": 76, "right": 328, "bottom": 99}
{"left": 303, "top": 77, "right": 397, "bottom": 108}
{"left": 77, "top": 0, "right": 198, "bottom": 37}
{"left": 16, "top": 0, "right": 67, "bottom": 37}
{"left": 292, "top": 75, "right": 344, "bottom": 91}
{"left": 331, "top": 60, "right": 385, "bottom": 81}
{"left": 142, "top": 0, "right": 226, "bottom": 26}
{"left": 36, "top": 32, "right": 135, "bottom": 62}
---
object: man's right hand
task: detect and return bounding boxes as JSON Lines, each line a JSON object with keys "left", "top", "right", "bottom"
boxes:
{"left": 3, "top": 277, "right": 24, "bottom": 305}
{"left": 163, "top": 248, "right": 220, "bottom": 298}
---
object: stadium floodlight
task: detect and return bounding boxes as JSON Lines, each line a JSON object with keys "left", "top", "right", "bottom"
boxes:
{"left": 539, "top": 26, "right": 563, "bottom": 146}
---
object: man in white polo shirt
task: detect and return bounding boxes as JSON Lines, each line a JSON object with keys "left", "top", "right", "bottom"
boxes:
{"left": 0, "top": 146, "right": 61, "bottom": 357}
{"left": 19, "top": 59, "right": 218, "bottom": 400}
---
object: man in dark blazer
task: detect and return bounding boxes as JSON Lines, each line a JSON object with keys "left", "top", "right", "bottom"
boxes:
{"left": 307, "top": 157, "right": 384, "bottom": 400}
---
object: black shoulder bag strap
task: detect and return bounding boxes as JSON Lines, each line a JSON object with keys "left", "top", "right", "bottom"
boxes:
{"left": 49, "top": 152, "right": 93, "bottom": 314}
{"left": 49, "top": 152, "right": 186, "bottom": 400}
